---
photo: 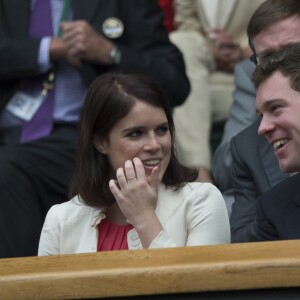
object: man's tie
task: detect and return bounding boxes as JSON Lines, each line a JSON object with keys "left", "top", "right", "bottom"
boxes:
{"left": 20, "top": 0, "right": 54, "bottom": 143}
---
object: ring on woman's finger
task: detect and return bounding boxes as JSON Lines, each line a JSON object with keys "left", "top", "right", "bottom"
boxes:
{"left": 127, "top": 177, "right": 136, "bottom": 181}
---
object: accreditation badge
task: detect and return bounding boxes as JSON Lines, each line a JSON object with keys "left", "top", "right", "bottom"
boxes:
{"left": 102, "top": 17, "right": 124, "bottom": 39}
{"left": 6, "top": 92, "right": 45, "bottom": 121}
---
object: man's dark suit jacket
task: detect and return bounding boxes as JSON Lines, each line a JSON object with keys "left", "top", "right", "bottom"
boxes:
{"left": 230, "top": 118, "right": 289, "bottom": 242}
{"left": 251, "top": 172, "right": 300, "bottom": 241}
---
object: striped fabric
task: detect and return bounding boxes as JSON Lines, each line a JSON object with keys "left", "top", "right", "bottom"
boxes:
{"left": 97, "top": 219, "right": 134, "bottom": 251}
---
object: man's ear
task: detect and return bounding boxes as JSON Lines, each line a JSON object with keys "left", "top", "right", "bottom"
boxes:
{"left": 93, "top": 136, "right": 107, "bottom": 154}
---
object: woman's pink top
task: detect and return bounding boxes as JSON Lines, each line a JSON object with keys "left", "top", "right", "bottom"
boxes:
{"left": 97, "top": 218, "right": 134, "bottom": 251}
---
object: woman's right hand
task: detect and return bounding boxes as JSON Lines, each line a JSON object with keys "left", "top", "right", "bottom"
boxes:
{"left": 109, "top": 157, "right": 163, "bottom": 248}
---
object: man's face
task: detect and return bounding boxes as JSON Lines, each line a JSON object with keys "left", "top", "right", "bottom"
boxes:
{"left": 253, "top": 15, "right": 300, "bottom": 57}
{"left": 256, "top": 71, "right": 300, "bottom": 173}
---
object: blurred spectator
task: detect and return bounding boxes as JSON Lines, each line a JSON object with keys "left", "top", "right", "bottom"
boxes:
{"left": 170, "top": 0, "right": 264, "bottom": 183}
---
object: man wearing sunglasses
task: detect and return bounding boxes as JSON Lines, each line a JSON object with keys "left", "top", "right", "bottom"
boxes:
{"left": 211, "top": 0, "right": 300, "bottom": 241}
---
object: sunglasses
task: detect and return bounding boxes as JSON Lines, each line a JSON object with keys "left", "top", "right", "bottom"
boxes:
{"left": 250, "top": 53, "right": 259, "bottom": 65}
{"left": 250, "top": 50, "right": 277, "bottom": 66}
{"left": 250, "top": 43, "right": 299, "bottom": 65}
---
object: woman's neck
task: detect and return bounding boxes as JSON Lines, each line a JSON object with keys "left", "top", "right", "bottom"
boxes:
{"left": 106, "top": 203, "right": 127, "bottom": 225}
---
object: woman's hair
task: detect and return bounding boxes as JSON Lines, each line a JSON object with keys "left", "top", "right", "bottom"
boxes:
{"left": 247, "top": 0, "right": 300, "bottom": 53}
{"left": 252, "top": 43, "right": 300, "bottom": 92}
{"left": 69, "top": 72, "right": 197, "bottom": 208}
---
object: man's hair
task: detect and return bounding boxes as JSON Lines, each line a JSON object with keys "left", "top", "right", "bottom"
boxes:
{"left": 247, "top": 0, "right": 300, "bottom": 52}
{"left": 252, "top": 43, "right": 300, "bottom": 91}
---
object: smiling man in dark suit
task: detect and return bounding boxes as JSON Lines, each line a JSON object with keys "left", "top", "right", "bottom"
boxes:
{"left": 250, "top": 43, "right": 300, "bottom": 241}
{"left": 230, "top": 119, "right": 289, "bottom": 242}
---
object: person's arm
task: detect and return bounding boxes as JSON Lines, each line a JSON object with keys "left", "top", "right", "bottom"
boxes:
{"left": 250, "top": 195, "right": 280, "bottom": 242}
{"left": 172, "top": 0, "right": 201, "bottom": 31}
{"left": 71, "top": 0, "right": 190, "bottom": 108}
{"left": 38, "top": 205, "right": 60, "bottom": 256}
{"left": 212, "top": 59, "right": 257, "bottom": 192}
{"left": 230, "top": 134, "right": 260, "bottom": 243}
{"left": 0, "top": 1, "right": 39, "bottom": 79}
{"left": 149, "top": 183, "right": 230, "bottom": 248}
{"left": 186, "top": 184, "right": 230, "bottom": 245}
{"left": 115, "top": 0, "right": 190, "bottom": 107}
{"left": 0, "top": 36, "right": 42, "bottom": 80}
{"left": 0, "top": 34, "right": 51, "bottom": 112}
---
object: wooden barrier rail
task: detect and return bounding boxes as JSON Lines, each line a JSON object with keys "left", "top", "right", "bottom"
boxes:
{"left": 0, "top": 240, "right": 300, "bottom": 299}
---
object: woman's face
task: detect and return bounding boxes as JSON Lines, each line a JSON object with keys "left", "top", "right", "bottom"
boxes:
{"left": 96, "top": 101, "right": 172, "bottom": 183}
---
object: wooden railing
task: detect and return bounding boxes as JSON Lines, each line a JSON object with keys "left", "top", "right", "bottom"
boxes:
{"left": 1, "top": 240, "right": 300, "bottom": 299}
